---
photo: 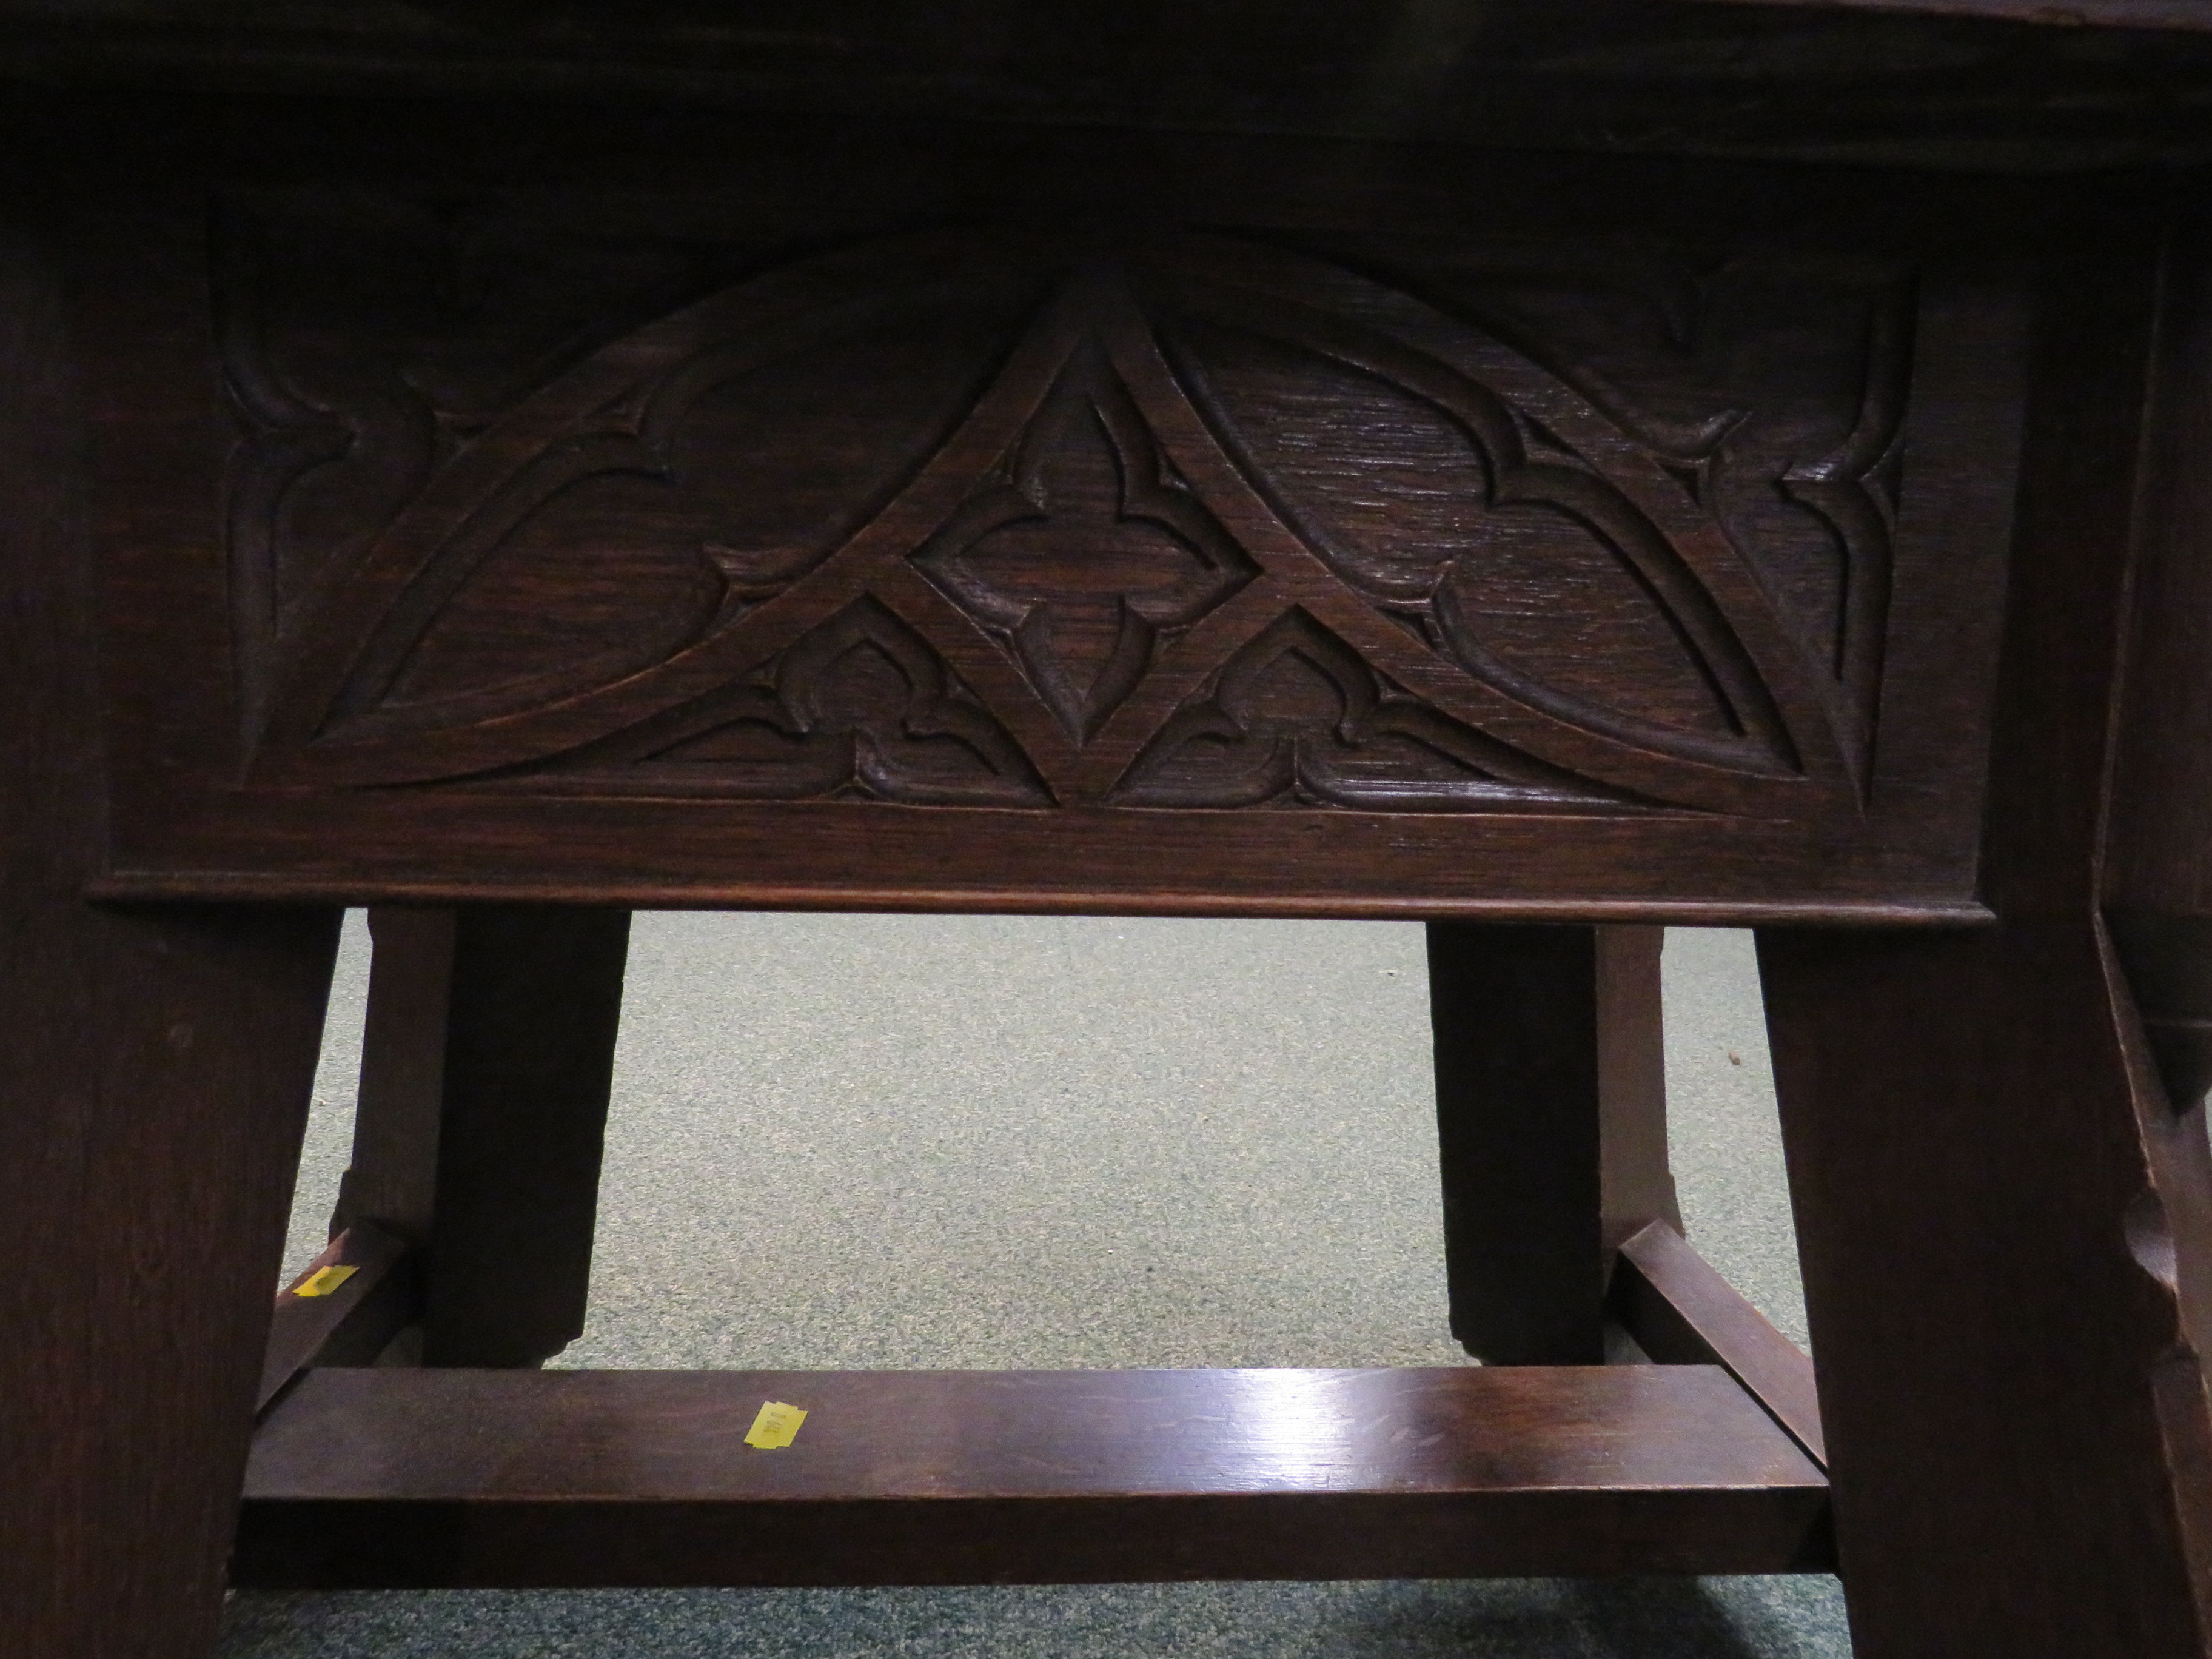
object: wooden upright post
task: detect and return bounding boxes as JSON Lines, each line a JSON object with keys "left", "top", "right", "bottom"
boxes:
{"left": 1759, "top": 196, "right": 2212, "bottom": 1658}
{"left": 1428, "top": 922, "right": 1677, "bottom": 1364}
{"left": 333, "top": 905, "right": 632, "bottom": 1369}
{"left": 0, "top": 224, "right": 342, "bottom": 1659}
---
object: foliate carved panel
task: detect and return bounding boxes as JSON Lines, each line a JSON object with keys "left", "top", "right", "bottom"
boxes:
{"left": 224, "top": 216, "right": 1937, "bottom": 820}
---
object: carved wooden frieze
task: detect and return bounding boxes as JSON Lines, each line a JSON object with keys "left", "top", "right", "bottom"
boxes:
{"left": 221, "top": 218, "right": 1926, "bottom": 822}
{"left": 69, "top": 161, "right": 2019, "bottom": 914}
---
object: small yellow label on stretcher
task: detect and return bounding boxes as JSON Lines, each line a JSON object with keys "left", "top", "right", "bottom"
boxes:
{"left": 295, "top": 1265, "right": 358, "bottom": 1298}
{"left": 745, "top": 1401, "right": 808, "bottom": 1449}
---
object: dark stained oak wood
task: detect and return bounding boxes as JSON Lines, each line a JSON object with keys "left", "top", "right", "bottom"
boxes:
{"left": 2100, "top": 193, "right": 2212, "bottom": 1643}
{"left": 1709, "top": 0, "right": 2212, "bottom": 24}
{"left": 420, "top": 905, "right": 631, "bottom": 1367}
{"left": 235, "top": 1366, "right": 1833, "bottom": 1587}
{"left": 1757, "top": 192, "right": 2212, "bottom": 1658}
{"left": 2091, "top": 208, "right": 2212, "bottom": 1658}
{"left": 335, "top": 905, "right": 631, "bottom": 1369}
{"left": 1708, "top": 0, "right": 2194, "bottom": 22}
{"left": 1598, "top": 928, "right": 1683, "bottom": 1253}
{"left": 92, "top": 865, "right": 1997, "bottom": 925}
{"left": 256, "top": 1223, "right": 414, "bottom": 1414}
{"left": 330, "top": 908, "right": 458, "bottom": 1247}
{"left": 42, "top": 111, "right": 2031, "bottom": 920}
{"left": 1430, "top": 923, "right": 1678, "bottom": 1364}
{"left": 0, "top": 223, "right": 343, "bottom": 1659}
{"left": 4, "top": 4, "right": 2212, "bottom": 172}
{"left": 1610, "top": 1221, "right": 1824, "bottom": 1468}
{"left": 1762, "top": 927, "right": 2212, "bottom": 1657}
{"left": 10, "top": 10, "right": 2212, "bottom": 1654}
{"left": 1429, "top": 923, "right": 1603, "bottom": 1363}
{"left": 2109, "top": 199, "right": 2212, "bottom": 1122}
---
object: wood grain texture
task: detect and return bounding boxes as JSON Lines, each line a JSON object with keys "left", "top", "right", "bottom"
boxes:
{"left": 1757, "top": 192, "right": 2212, "bottom": 1658}
{"left": 53, "top": 114, "right": 2028, "bottom": 917}
{"left": 230, "top": 226, "right": 1911, "bottom": 811}
{"left": 1610, "top": 1221, "right": 1823, "bottom": 1467}
{"left": 14, "top": 70, "right": 2203, "bottom": 1655}
{"left": 0, "top": 215, "right": 343, "bottom": 1659}
{"left": 235, "top": 1366, "right": 1833, "bottom": 1587}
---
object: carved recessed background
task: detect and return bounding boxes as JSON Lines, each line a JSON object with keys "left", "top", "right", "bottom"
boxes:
{"left": 222, "top": 207, "right": 1925, "bottom": 819}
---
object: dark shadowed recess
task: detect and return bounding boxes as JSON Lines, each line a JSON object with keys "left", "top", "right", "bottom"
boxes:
{"left": 1, "top": 1, "right": 2211, "bottom": 172}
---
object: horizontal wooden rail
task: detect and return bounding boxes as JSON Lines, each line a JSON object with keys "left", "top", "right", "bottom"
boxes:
{"left": 236, "top": 1364, "right": 1831, "bottom": 1587}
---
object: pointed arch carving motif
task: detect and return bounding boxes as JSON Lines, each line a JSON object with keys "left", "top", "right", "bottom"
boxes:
{"left": 235, "top": 226, "right": 1906, "bottom": 817}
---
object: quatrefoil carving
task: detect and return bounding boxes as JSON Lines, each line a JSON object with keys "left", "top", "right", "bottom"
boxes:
{"left": 914, "top": 341, "right": 1258, "bottom": 743}
{"left": 248, "top": 229, "right": 1872, "bottom": 817}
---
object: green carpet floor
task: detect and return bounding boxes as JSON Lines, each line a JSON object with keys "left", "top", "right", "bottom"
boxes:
{"left": 221, "top": 916, "right": 1849, "bottom": 1658}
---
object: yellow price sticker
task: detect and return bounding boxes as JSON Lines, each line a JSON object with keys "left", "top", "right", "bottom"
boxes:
{"left": 295, "top": 1264, "right": 358, "bottom": 1298}
{"left": 744, "top": 1401, "right": 808, "bottom": 1449}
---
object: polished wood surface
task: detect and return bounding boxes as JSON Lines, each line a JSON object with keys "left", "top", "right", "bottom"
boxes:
{"left": 1611, "top": 1221, "right": 1824, "bottom": 1467}
{"left": 1597, "top": 928, "right": 1683, "bottom": 1252}
{"left": 0, "top": 221, "right": 346, "bottom": 1659}
{"left": 1756, "top": 196, "right": 2212, "bottom": 1657}
{"left": 235, "top": 1364, "right": 1832, "bottom": 1587}
{"left": 10, "top": 4, "right": 2212, "bottom": 1655}
{"left": 50, "top": 106, "right": 2026, "bottom": 919}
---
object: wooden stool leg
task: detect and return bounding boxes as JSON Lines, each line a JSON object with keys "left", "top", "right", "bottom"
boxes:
{"left": 1597, "top": 925, "right": 1684, "bottom": 1255}
{"left": 2, "top": 905, "right": 341, "bottom": 1659}
{"left": 1751, "top": 207, "right": 2212, "bottom": 1658}
{"left": 333, "top": 904, "right": 632, "bottom": 1368}
{"left": 1760, "top": 921, "right": 2212, "bottom": 1657}
{"left": 1427, "top": 922, "right": 1678, "bottom": 1364}
{"left": 0, "top": 227, "right": 344, "bottom": 1659}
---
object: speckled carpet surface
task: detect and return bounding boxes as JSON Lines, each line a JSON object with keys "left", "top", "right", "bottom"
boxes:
{"left": 221, "top": 916, "right": 1849, "bottom": 1658}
